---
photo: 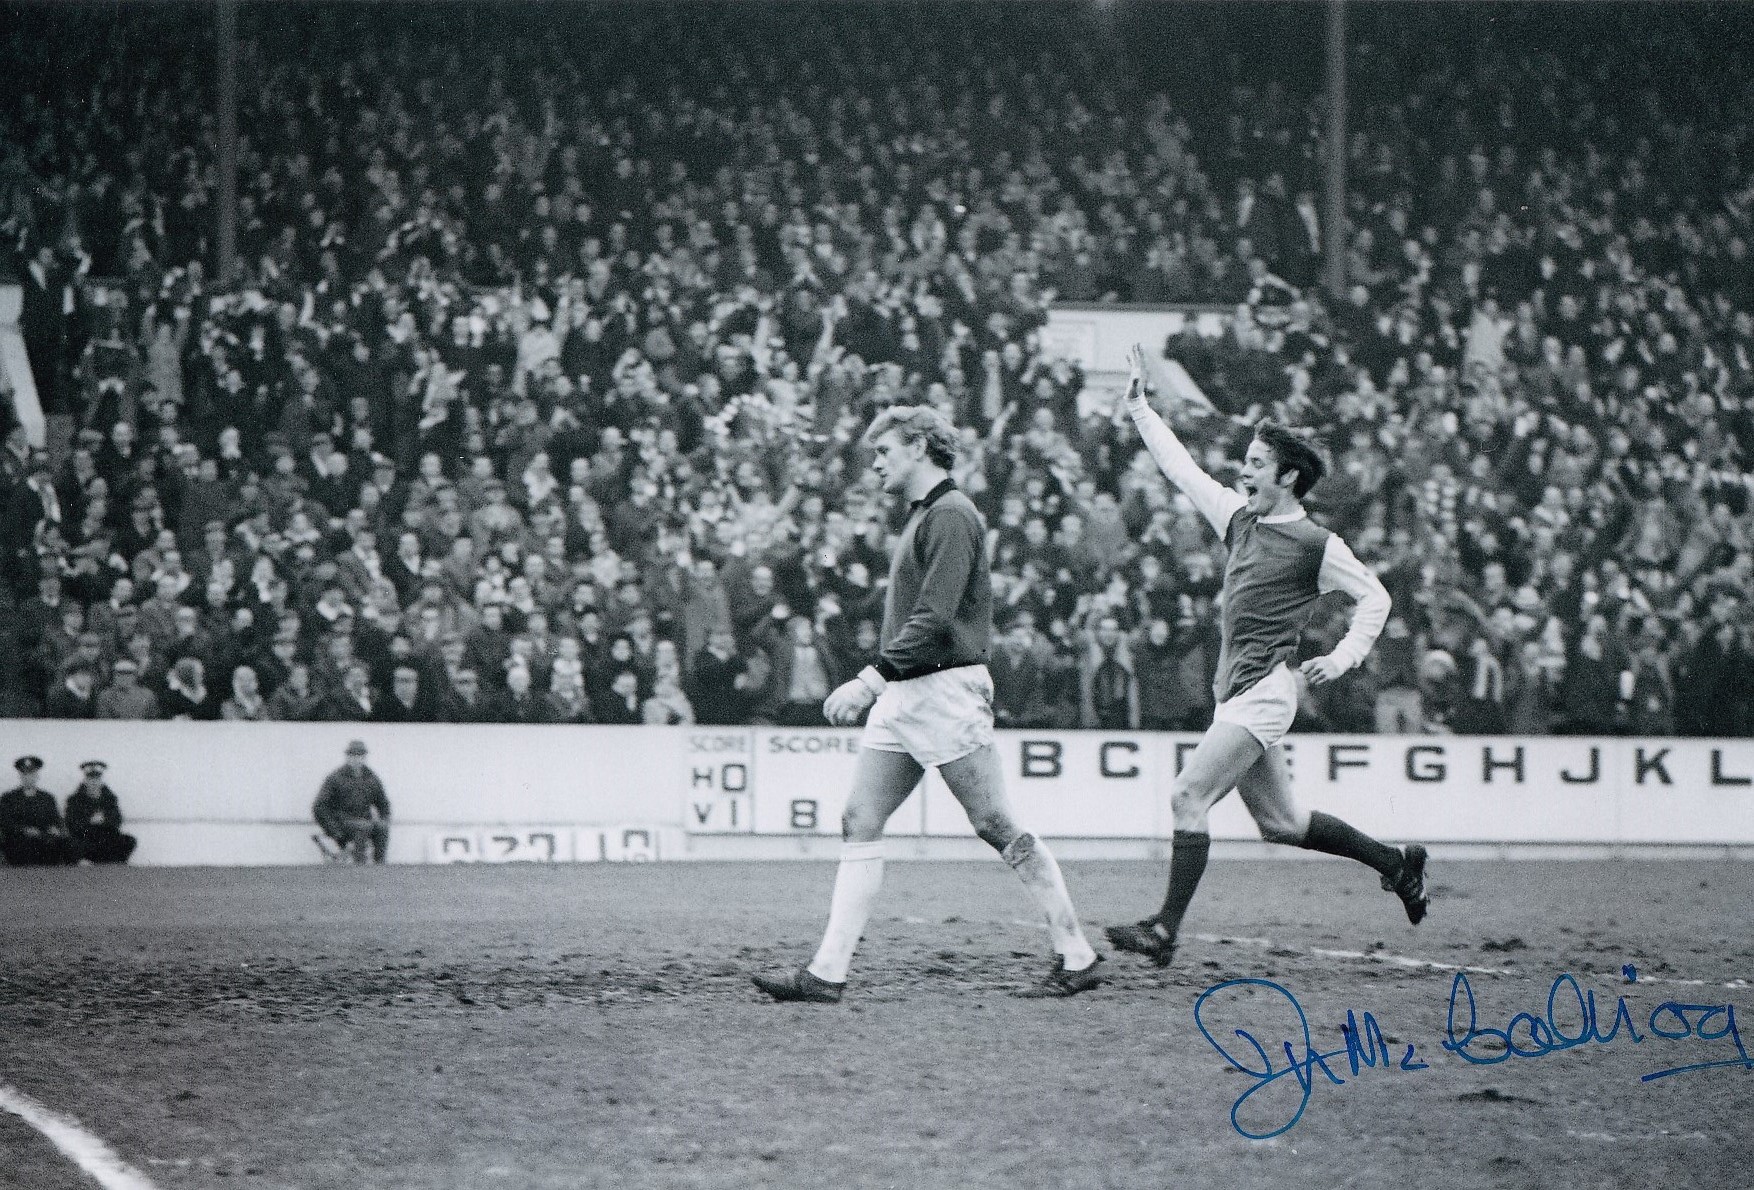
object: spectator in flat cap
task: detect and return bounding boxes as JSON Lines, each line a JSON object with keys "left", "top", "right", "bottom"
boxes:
{"left": 64, "top": 760, "right": 137, "bottom": 864}
{"left": 96, "top": 657, "right": 161, "bottom": 719}
{"left": 2, "top": 757, "right": 80, "bottom": 866}
{"left": 312, "top": 740, "right": 390, "bottom": 864}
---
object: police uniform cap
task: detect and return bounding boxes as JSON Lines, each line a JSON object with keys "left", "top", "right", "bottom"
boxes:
{"left": 13, "top": 756, "right": 44, "bottom": 773}
{"left": 81, "top": 760, "right": 107, "bottom": 776}
{"left": 345, "top": 740, "right": 368, "bottom": 755}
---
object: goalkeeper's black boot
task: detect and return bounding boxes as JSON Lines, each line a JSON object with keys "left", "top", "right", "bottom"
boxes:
{"left": 1013, "top": 954, "right": 1105, "bottom": 998}
{"left": 752, "top": 966, "right": 844, "bottom": 1004}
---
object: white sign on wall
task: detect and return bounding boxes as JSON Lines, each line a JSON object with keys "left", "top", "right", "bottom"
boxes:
{"left": 429, "top": 827, "right": 576, "bottom": 864}
{"left": 4, "top": 721, "right": 1749, "bottom": 861}
{"left": 685, "top": 729, "right": 1754, "bottom": 847}
{"left": 429, "top": 826, "right": 661, "bottom": 863}
{"left": 1042, "top": 303, "right": 1231, "bottom": 375}
{"left": 681, "top": 729, "right": 755, "bottom": 833}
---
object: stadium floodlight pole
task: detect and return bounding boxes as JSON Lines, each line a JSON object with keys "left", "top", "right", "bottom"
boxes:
{"left": 1323, "top": 0, "right": 1348, "bottom": 297}
{"left": 216, "top": 0, "right": 239, "bottom": 287}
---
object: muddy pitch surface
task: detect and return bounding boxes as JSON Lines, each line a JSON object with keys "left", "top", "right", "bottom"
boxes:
{"left": 2, "top": 860, "right": 1750, "bottom": 1189}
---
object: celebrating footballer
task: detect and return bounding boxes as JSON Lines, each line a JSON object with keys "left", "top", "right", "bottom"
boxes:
{"left": 1106, "top": 343, "right": 1431, "bottom": 969}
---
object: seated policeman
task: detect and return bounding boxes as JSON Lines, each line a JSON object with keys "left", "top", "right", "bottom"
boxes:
{"left": 65, "top": 760, "right": 139, "bottom": 864}
{"left": 1, "top": 756, "right": 81, "bottom": 866}
{"left": 312, "top": 740, "right": 391, "bottom": 863}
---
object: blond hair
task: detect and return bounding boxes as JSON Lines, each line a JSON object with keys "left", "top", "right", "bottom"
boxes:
{"left": 862, "top": 405, "right": 960, "bottom": 469}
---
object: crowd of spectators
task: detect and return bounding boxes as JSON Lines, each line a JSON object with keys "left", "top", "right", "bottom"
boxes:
{"left": 2, "top": 2, "right": 1751, "bottom": 737}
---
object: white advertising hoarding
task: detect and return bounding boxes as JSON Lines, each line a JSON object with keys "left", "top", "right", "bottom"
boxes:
{"left": 2, "top": 721, "right": 1749, "bottom": 860}
{"left": 693, "top": 729, "right": 1754, "bottom": 847}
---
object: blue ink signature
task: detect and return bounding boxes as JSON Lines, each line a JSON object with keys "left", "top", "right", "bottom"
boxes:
{"left": 1193, "top": 978, "right": 1428, "bottom": 1140}
{"left": 1196, "top": 965, "right": 1753, "bottom": 1140}
{"left": 1443, "top": 967, "right": 1753, "bottom": 1081}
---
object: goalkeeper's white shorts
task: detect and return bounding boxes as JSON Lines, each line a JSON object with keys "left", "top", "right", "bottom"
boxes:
{"left": 862, "top": 664, "right": 995, "bottom": 768}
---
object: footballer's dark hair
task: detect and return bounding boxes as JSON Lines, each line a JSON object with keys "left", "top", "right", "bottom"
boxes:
{"left": 1253, "top": 420, "right": 1327, "bottom": 498}
{"left": 863, "top": 405, "right": 960, "bottom": 469}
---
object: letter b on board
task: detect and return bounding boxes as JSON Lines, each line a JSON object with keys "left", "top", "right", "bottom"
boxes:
{"left": 1020, "top": 740, "right": 1062, "bottom": 778}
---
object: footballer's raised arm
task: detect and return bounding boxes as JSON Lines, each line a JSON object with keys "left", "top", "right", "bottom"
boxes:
{"left": 1123, "top": 344, "right": 1245, "bottom": 537}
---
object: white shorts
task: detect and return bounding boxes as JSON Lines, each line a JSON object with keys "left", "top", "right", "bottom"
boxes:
{"left": 863, "top": 665, "right": 995, "bottom": 768}
{"left": 1212, "top": 662, "right": 1299, "bottom": 750}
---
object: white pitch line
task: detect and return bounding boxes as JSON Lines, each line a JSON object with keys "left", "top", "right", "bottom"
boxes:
{"left": 0, "top": 1082, "right": 161, "bottom": 1190}
{"left": 992, "top": 920, "right": 1752, "bottom": 986}
{"left": 1185, "top": 934, "right": 1754, "bottom": 990}
{"left": 995, "top": 919, "right": 1514, "bottom": 975}
{"left": 1592, "top": 974, "right": 1753, "bottom": 991}
{"left": 1188, "top": 933, "right": 1516, "bottom": 976}
{"left": 1187, "top": 936, "right": 1754, "bottom": 991}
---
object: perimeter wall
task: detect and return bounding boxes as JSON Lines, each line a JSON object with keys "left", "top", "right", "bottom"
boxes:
{"left": 2, "top": 722, "right": 1751, "bottom": 864}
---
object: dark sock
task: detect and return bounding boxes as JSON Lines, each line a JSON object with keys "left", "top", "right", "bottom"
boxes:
{"left": 1154, "top": 831, "right": 1211, "bottom": 935}
{"left": 1301, "top": 811, "right": 1402, "bottom": 878}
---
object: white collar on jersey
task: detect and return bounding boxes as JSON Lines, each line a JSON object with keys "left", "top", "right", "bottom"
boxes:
{"left": 1259, "top": 507, "right": 1309, "bottom": 525}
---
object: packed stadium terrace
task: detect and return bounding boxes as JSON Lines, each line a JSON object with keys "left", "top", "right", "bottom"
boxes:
{"left": 1, "top": 2, "right": 1750, "bottom": 737}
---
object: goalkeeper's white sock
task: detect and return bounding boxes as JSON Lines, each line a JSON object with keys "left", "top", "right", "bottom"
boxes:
{"left": 806, "top": 840, "right": 885, "bottom": 984}
{"left": 1002, "top": 832, "right": 1098, "bottom": 970}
